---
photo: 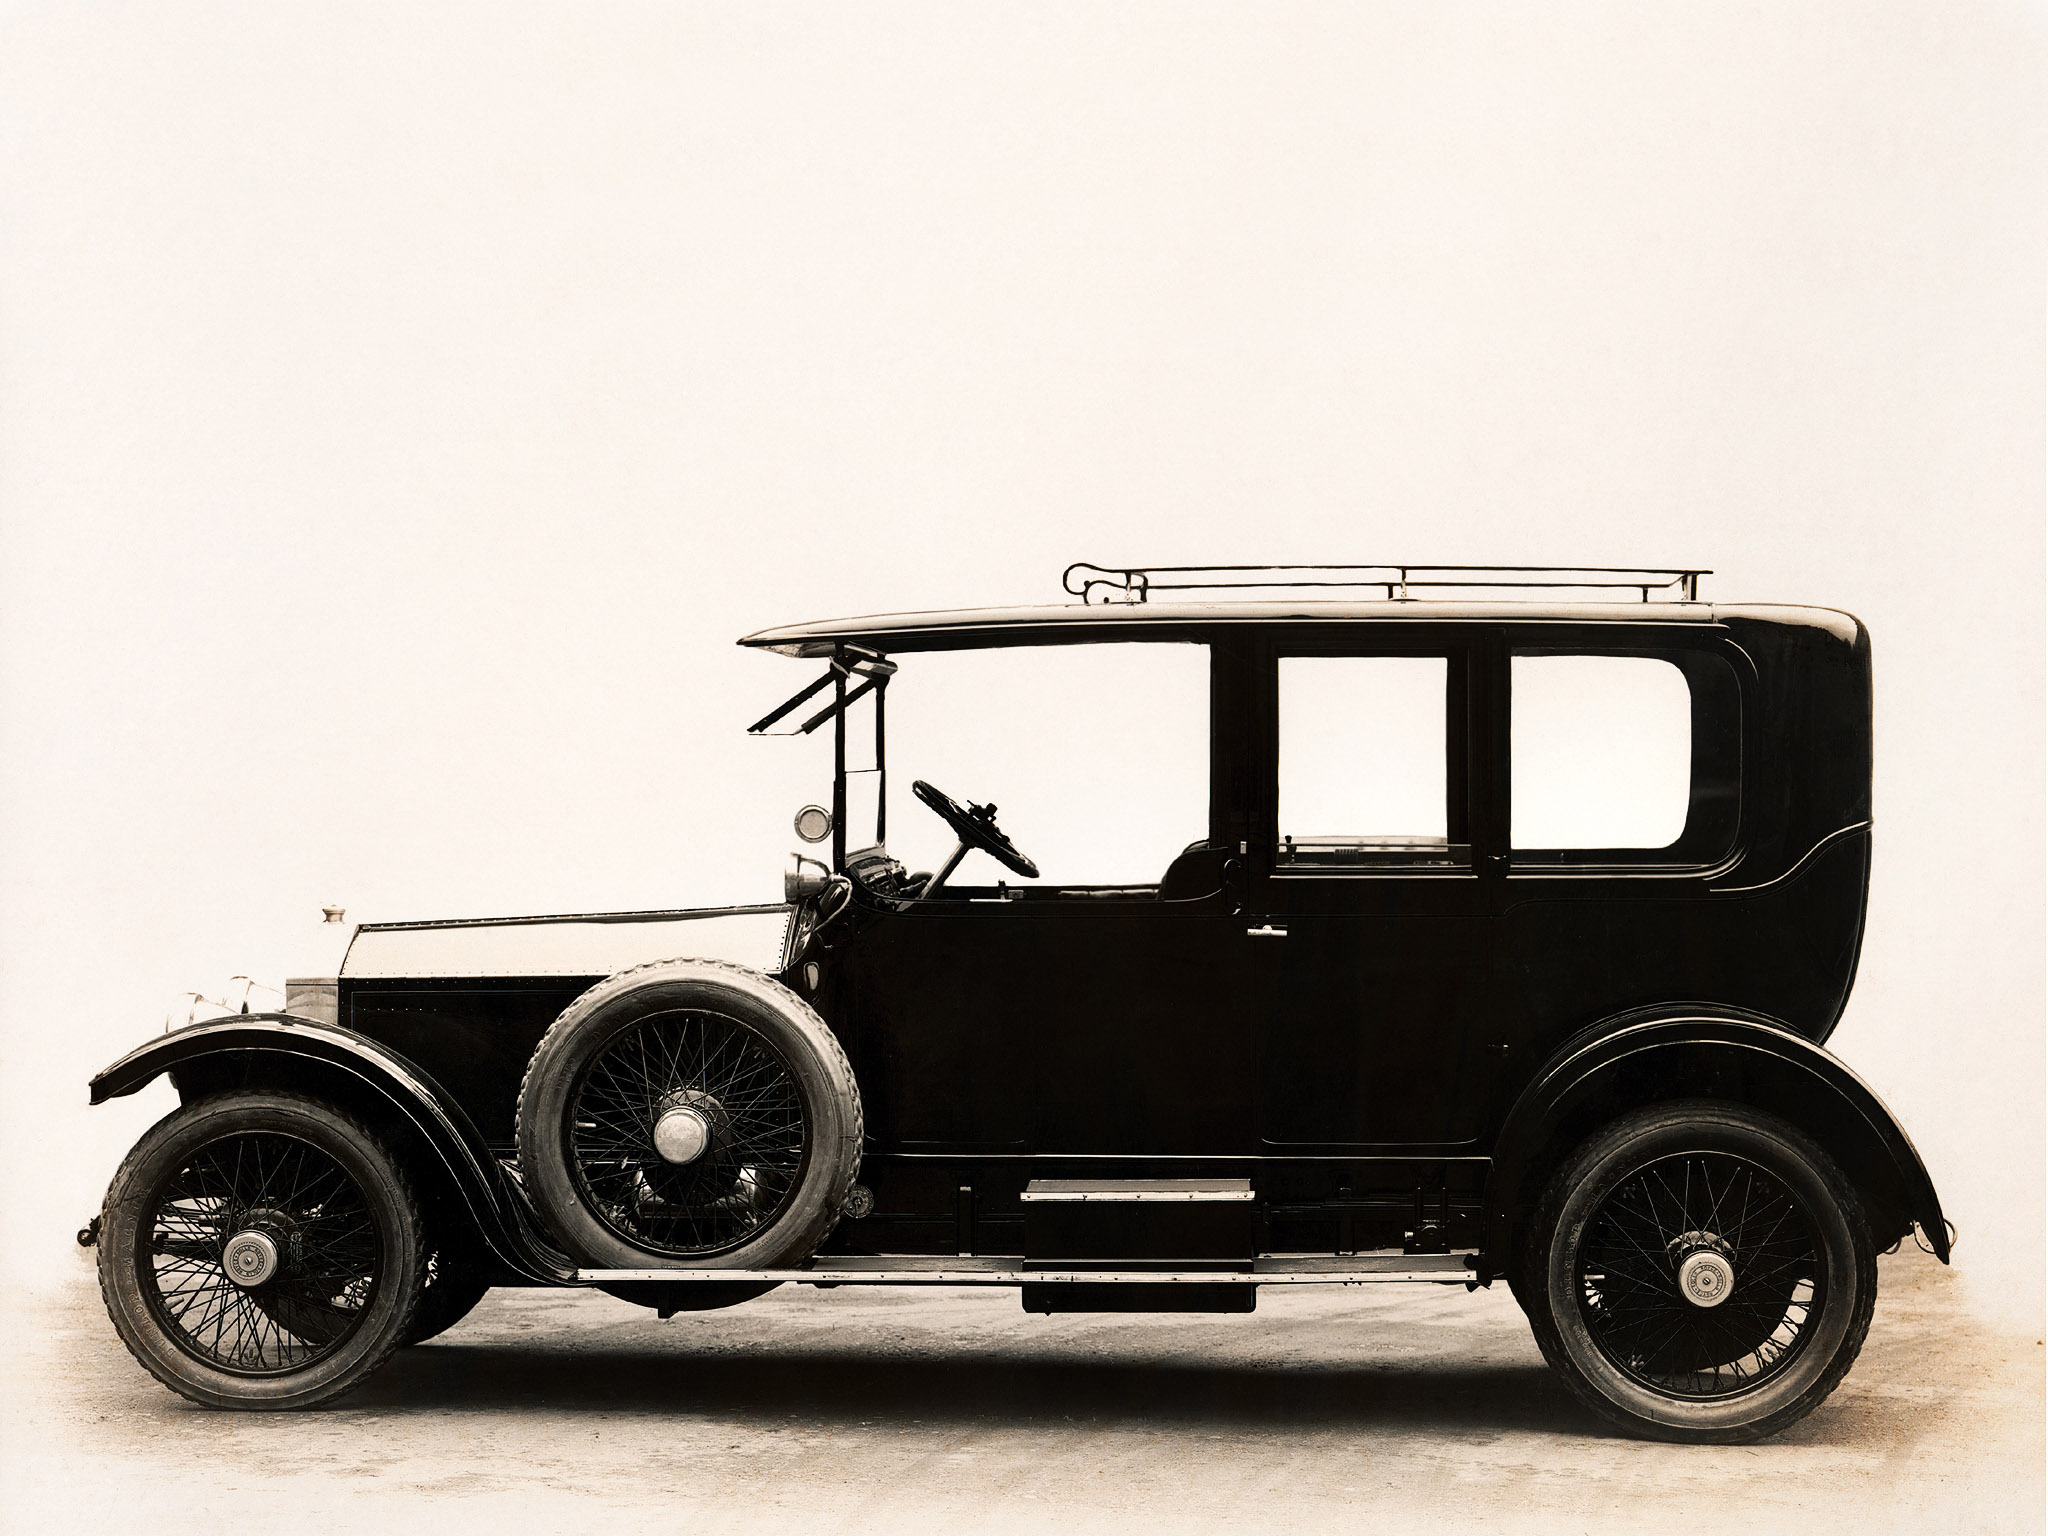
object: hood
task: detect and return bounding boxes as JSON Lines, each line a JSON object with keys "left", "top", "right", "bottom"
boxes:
{"left": 340, "top": 904, "right": 791, "bottom": 980}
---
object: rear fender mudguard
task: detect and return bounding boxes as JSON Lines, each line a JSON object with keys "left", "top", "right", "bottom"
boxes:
{"left": 1483, "top": 1010, "right": 1949, "bottom": 1276}
{"left": 89, "top": 1015, "right": 574, "bottom": 1284}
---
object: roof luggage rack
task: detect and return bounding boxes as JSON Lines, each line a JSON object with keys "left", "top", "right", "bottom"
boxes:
{"left": 1062, "top": 563, "right": 1710, "bottom": 605}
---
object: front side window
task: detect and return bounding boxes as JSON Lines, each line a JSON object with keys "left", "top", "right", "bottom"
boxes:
{"left": 1276, "top": 654, "right": 1462, "bottom": 867}
{"left": 884, "top": 641, "right": 1210, "bottom": 887}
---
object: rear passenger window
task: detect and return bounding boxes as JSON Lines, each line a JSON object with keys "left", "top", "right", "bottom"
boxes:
{"left": 1277, "top": 655, "right": 1461, "bottom": 867}
{"left": 1511, "top": 651, "right": 1734, "bottom": 860}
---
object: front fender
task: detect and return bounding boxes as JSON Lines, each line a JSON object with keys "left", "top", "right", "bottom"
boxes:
{"left": 90, "top": 1016, "right": 574, "bottom": 1284}
{"left": 1485, "top": 1010, "right": 1949, "bottom": 1269}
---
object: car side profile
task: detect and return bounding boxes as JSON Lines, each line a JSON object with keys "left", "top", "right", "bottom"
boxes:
{"left": 86, "top": 563, "right": 1948, "bottom": 1441}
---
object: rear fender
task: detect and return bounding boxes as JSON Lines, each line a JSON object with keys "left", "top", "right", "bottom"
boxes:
{"left": 1484, "top": 1010, "right": 1949, "bottom": 1276}
{"left": 90, "top": 1016, "right": 574, "bottom": 1283}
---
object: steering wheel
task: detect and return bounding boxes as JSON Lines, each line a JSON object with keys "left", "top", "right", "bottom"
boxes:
{"left": 911, "top": 780, "right": 1039, "bottom": 896}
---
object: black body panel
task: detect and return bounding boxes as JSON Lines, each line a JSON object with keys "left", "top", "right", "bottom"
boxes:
{"left": 840, "top": 897, "right": 1256, "bottom": 1156}
{"left": 1022, "top": 1283, "right": 1257, "bottom": 1313}
{"left": 343, "top": 978, "right": 599, "bottom": 1149}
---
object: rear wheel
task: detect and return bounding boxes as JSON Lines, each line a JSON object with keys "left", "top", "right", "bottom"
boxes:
{"left": 515, "top": 959, "right": 862, "bottom": 1289}
{"left": 1523, "top": 1101, "right": 1875, "bottom": 1443}
{"left": 97, "top": 1091, "right": 423, "bottom": 1409}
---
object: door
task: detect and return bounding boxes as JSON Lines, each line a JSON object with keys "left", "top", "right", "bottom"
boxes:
{"left": 1248, "top": 631, "right": 1506, "bottom": 1149}
{"left": 849, "top": 884, "right": 1257, "bottom": 1155}
{"left": 836, "top": 636, "right": 1257, "bottom": 1158}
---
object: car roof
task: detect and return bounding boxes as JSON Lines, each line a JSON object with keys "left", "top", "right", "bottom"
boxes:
{"left": 738, "top": 600, "right": 1860, "bottom": 656}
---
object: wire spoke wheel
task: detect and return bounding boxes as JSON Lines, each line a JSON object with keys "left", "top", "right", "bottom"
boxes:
{"left": 1527, "top": 1102, "right": 1878, "bottom": 1443}
{"left": 567, "top": 1006, "right": 810, "bottom": 1258}
{"left": 100, "top": 1092, "right": 423, "bottom": 1410}
{"left": 140, "top": 1129, "right": 383, "bottom": 1375}
{"left": 1576, "top": 1150, "right": 1821, "bottom": 1398}
{"left": 1531, "top": 1105, "right": 1875, "bottom": 1441}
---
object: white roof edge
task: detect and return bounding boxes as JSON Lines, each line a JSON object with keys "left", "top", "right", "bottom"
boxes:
{"left": 735, "top": 598, "right": 1862, "bottom": 655}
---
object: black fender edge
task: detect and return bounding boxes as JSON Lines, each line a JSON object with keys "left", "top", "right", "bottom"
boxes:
{"left": 1482, "top": 1008, "right": 1949, "bottom": 1278}
{"left": 89, "top": 1015, "right": 575, "bottom": 1284}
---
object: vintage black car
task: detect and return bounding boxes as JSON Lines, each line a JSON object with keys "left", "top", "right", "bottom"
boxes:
{"left": 87, "top": 563, "right": 1949, "bottom": 1442}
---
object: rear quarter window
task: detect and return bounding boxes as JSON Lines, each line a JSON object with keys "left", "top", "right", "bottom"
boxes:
{"left": 1510, "top": 646, "right": 1740, "bottom": 866}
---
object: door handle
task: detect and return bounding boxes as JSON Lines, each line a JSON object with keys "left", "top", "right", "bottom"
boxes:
{"left": 1246, "top": 923, "right": 1288, "bottom": 939}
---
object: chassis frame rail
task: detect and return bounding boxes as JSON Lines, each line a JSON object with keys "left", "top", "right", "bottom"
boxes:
{"left": 578, "top": 1253, "right": 1479, "bottom": 1287}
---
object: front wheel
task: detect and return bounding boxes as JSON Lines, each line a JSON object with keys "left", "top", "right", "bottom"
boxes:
{"left": 1522, "top": 1101, "right": 1876, "bottom": 1443}
{"left": 97, "top": 1090, "right": 424, "bottom": 1409}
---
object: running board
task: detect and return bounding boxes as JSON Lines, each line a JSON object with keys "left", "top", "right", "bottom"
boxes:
{"left": 576, "top": 1253, "right": 1477, "bottom": 1287}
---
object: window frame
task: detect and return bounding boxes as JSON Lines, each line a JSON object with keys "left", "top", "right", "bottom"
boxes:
{"left": 1505, "top": 629, "right": 1749, "bottom": 876}
{"left": 1251, "top": 629, "right": 1481, "bottom": 882}
{"left": 874, "top": 632, "right": 1222, "bottom": 902}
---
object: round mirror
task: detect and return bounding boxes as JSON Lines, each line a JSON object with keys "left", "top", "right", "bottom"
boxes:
{"left": 793, "top": 805, "right": 833, "bottom": 843}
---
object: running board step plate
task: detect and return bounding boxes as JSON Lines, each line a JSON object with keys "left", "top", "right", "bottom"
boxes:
{"left": 1018, "top": 1178, "right": 1255, "bottom": 1202}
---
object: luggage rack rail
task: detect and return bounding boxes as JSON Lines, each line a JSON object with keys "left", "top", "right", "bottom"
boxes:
{"left": 1062, "top": 562, "right": 1710, "bottom": 605}
{"left": 578, "top": 1253, "right": 1478, "bottom": 1287}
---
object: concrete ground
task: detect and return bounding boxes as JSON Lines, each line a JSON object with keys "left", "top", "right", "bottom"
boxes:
{"left": 3, "top": 1249, "right": 2039, "bottom": 1535}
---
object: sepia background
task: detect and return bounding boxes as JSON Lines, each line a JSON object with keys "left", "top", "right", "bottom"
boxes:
{"left": 1, "top": 0, "right": 2040, "bottom": 1431}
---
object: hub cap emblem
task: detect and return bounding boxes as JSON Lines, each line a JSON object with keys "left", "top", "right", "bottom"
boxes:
{"left": 222, "top": 1230, "right": 280, "bottom": 1288}
{"left": 1677, "top": 1248, "right": 1735, "bottom": 1308}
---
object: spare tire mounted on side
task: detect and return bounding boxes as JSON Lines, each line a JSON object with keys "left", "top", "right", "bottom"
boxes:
{"left": 515, "top": 959, "right": 863, "bottom": 1276}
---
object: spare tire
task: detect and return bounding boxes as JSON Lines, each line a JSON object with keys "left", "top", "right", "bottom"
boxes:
{"left": 515, "top": 959, "right": 863, "bottom": 1274}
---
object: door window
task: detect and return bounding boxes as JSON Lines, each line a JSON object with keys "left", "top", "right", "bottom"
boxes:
{"left": 1276, "top": 655, "right": 1460, "bottom": 867}
{"left": 885, "top": 641, "right": 1209, "bottom": 886}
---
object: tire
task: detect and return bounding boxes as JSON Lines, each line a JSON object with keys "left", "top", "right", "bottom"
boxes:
{"left": 1522, "top": 1100, "right": 1876, "bottom": 1443}
{"left": 1505, "top": 1264, "right": 1537, "bottom": 1317}
{"left": 400, "top": 1243, "right": 494, "bottom": 1346}
{"left": 515, "top": 958, "right": 863, "bottom": 1279}
{"left": 97, "top": 1090, "right": 424, "bottom": 1410}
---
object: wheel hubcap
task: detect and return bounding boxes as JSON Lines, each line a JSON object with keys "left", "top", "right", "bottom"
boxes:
{"left": 1676, "top": 1247, "right": 1735, "bottom": 1308}
{"left": 222, "top": 1229, "right": 279, "bottom": 1288}
{"left": 653, "top": 1106, "right": 713, "bottom": 1165}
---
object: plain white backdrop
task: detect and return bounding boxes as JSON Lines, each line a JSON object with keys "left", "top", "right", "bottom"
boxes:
{"left": 0, "top": 4, "right": 2040, "bottom": 1339}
